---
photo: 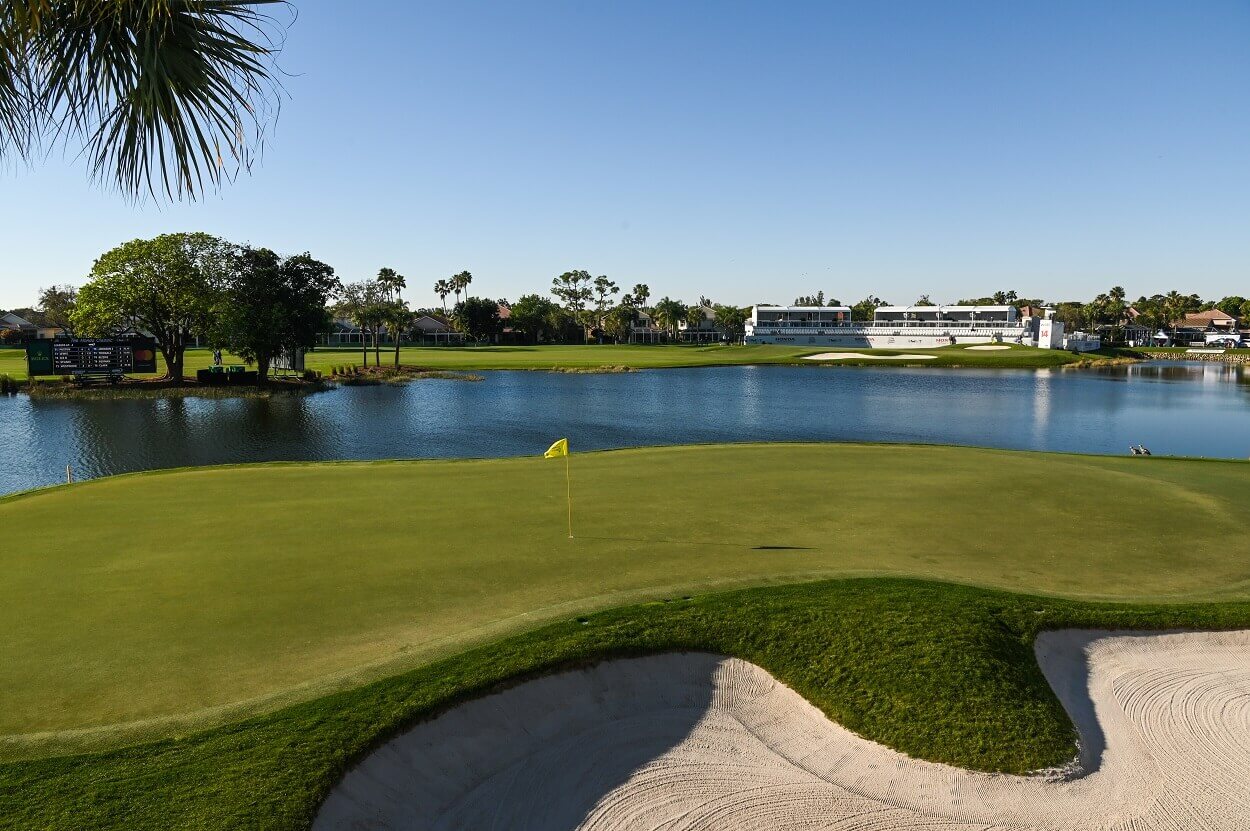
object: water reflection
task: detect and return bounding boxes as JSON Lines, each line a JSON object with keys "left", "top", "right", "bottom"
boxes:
{"left": 0, "top": 362, "right": 1246, "bottom": 494}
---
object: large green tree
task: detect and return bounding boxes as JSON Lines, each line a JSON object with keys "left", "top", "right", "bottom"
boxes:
{"left": 36, "top": 283, "right": 78, "bottom": 335}
{"left": 0, "top": 1, "right": 286, "bottom": 200}
{"left": 850, "top": 295, "right": 887, "bottom": 322}
{"left": 337, "top": 280, "right": 387, "bottom": 367}
{"left": 74, "top": 232, "right": 231, "bottom": 382}
{"left": 1214, "top": 296, "right": 1248, "bottom": 320}
{"left": 213, "top": 247, "right": 338, "bottom": 384}
{"left": 451, "top": 296, "right": 502, "bottom": 343}
{"left": 650, "top": 296, "right": 685, "bottom": 341}
{"left": 551, "top": 270, "right": 594, "bottom": 343}
{"left": 602, "top": 304, "right": 636, "bottom": 343}
{"left": 713, "top": 304, "right": 749, "bottom": 342}
{"left": 508, "top": 293, "right": 559, "bottom": 344}
{"left": 591, "top": 275, "right": 619, "bottom": 339}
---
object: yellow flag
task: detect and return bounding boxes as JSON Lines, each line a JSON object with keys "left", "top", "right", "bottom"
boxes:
{"left": 544, "top": 438, "right": 569, "bottom": 459}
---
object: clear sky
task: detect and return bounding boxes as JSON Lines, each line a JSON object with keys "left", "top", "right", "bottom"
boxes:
{"left": 1, "top": 0, "right": 1247, "bottom": 310}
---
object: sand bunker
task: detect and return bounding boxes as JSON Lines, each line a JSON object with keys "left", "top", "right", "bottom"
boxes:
{"left": 802, "top": 352, "right": 937, "bottom": 360}
{"left": 964, "top": 344, "right": 1012, "bottom": 351}
{"left": 314, "top": 630, "right": 1250, "bottom": 830}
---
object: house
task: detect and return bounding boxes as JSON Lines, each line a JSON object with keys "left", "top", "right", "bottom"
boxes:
{"left": 0, "top": 312, "right": 63, "bottom": 341}
{"left": 628, "top": 310, "right": 667, "bottom": 343}
{"left": 411, "top": 314, "right": 464, "bottom": 345}
{"left": 1, "top": 312, "right": 37, "bottom": 339}
{"left": 677, "top": 305, "right": 720, "bottom": 342}
{"left": 1180, "top": 309, "right": 1238, "bottom": 332}
{"left": 324, "top": 317, "right": 366, "bottom": 346}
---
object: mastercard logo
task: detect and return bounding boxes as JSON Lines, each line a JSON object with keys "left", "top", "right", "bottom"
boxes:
{"left": 134, "top": 349, "right": 155, "bottom": 362}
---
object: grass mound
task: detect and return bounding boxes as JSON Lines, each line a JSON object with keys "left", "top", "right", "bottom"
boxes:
{"left": 2, "top": 578, "right": 1247, "bottom": 831}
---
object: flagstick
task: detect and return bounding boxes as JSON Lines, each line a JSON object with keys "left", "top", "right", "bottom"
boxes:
{"left": 565, "top": 452, "right": 573, "bottom": 539}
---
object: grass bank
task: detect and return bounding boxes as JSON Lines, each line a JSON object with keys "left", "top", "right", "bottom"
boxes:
{"left": 2, "top": 578, "right": 1248, "bottom": 831}
{"left": 3, "top": 443, "right": 1248, "bottom": 757}
{"left": 0, "top": 342, "right": 1127, "bottom": 384}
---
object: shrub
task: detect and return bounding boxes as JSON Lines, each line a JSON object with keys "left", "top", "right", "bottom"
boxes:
{"left": 0, "top": 374, "right": 17, "bottom": 394}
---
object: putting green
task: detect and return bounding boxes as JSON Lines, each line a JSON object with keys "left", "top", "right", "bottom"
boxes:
{"left": 2, "top": 443, "right": 1248, "bottom": 752}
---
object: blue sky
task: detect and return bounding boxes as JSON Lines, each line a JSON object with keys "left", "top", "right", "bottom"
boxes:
{"left": 1, "top": 0, "right": 1247, "bottom": 309}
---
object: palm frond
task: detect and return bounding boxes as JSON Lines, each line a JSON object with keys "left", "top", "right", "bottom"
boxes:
{"left": 1, "top": 0, "right": 287, "bottom": 200}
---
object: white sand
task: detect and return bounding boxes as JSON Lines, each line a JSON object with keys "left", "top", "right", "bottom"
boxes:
{"left": 964, "top": 344, "right": 1012, "bottom": 351}
{"left": 802, "top": 352, "right": 937, "bottom": 360}
{"left": 313, "top": 630, "right": 1250, "bottom": 830}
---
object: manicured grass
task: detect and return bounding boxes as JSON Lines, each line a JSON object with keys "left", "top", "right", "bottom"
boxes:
{"left": 0, "top": 346, "right": 24, "bottom": 381}
{"left": 2, "top": 577, "right": 1249, "bottom": 831}
{"left": 3, "top": 443, "right": 1250, "bottom": 758}
{"left": 1, "top": 341, "right": 1118, "bottom": 383}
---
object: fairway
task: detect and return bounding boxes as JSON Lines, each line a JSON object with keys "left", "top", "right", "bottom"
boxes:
{"left": 3, "top": 442, "right": 1249, "bottom": 754}
{"left": 1, "top": 342, "right": 1107, "bottom": 383}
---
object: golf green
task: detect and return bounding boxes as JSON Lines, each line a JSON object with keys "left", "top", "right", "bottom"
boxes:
{"left": 2, "top": 442, "right": 1248, "bottom": 756}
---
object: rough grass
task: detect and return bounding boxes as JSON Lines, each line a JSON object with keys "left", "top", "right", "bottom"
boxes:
{"left": 2, "top": 578, "right": 1248, "bottom": 831}
{"left": 0, "top": 342, "right": 1120, "bottom": 383}
{"left": 3, "top": 444, "right": 1249, "bottom": 758}
{"left": 330, "top": 365, "right": 483, "bottom": 384}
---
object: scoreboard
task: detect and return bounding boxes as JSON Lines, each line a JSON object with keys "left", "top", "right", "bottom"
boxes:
{"left": 26, "top": 338, "right": 159, "bottom": 377}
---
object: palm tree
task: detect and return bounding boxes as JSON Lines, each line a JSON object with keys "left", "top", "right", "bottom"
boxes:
{"left": 383, "top": 301, "right": 411, "bottom": 367}
{"left": 338, "top": 280, "right": 384, "bottom": 368}
{"left": 448, "top": 271, "right": 472, "bottom": 307}
{"left": 377, "top": 267, "right": 406, "bottom": 302}
{"left": 1163, "top": 290, "right": 1186, "bottom": 337}
{"left": 684, "top": 304, "right": 705, "bottom": 342}
{"left": 0, "top": 1, "right": 286, "bottom": 200}
{"left": 651, "top": 297, "right": 684, "bottom": 342}
{"left": 631, "top": 284, "right": 650, "bottom": 311}
{"left": 434, "top": 279, "right": 451, "bottom": 315}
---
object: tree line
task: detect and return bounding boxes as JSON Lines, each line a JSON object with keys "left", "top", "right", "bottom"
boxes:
{"left": 8, "top": 239, "right": 1249, "bottom": 383}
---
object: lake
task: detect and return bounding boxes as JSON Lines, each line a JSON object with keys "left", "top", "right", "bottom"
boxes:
{"left": 1, "top": 361, "right": 1247, "bottom": 495}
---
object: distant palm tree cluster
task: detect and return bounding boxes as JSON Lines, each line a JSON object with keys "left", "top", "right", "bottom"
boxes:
{"left": 325, "top": 266, "right": 754, "bottom": 348}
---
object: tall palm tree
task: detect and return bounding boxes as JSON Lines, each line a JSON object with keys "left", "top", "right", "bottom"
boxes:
{"left": 448, "top": 270, "right": 472, "bottom": 308}
{"left": 1163, "top": 290, "right": 1186, "bottom": 336}
{"left": 651, "top": 297, "right": 684, "bottom": 342}
{"left": 433, "top": 279, "right": 451, "bottom": 315}
{"left": 1, "top": 1, "right": 287, "bottom": 200}
{"left": 631, "top": 283, "right": 650, "bottom": 311}
{"left": 383, "top": 301, "right": 411, "bottom": 367}
{"left": 376, "top": 267, "right": 405, "bottom": 302}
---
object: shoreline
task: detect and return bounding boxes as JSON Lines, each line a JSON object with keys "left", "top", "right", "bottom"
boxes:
{"left": 5, "top": 344, "right": 1248, "bottom": 401}
{"left": 0, "top": 345, "right": 1146, "bottom": 397}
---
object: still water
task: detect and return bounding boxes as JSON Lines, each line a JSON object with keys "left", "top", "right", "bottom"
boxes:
{"left": 1, "top": 362, "right": 1247, "bottom": 495}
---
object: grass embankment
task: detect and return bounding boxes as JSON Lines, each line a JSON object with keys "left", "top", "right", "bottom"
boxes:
{"left": 3, "top": 443, "right": 1249, "bottom": 759}
{"left": 0, "top": 342, "right": 1125, "bottom": 384}
{"left": 2, "top": 578, "right": 1249, "bottom": 831}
